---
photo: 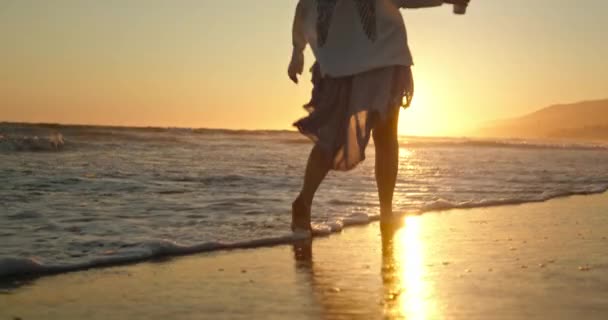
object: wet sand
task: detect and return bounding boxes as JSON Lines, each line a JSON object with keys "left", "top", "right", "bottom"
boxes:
{"left": 2, "top": 193, "right": 608, "bottom": 319}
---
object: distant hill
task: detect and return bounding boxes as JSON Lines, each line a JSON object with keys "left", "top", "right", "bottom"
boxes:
{"left": 475, "top": 99, "right": 608, "bottom": 141}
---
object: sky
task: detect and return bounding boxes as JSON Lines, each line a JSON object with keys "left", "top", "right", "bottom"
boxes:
{"left": 1, "top": 0, "right": 607, "bottom": 136}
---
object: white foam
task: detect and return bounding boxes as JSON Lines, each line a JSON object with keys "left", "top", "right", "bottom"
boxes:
{"left": 0, "top": 133, "right": 64, "bottom": 152}
{"left": 3, "top": 125, "right": 608, "bottom": 281}
{"left": 0, "top": 217, "right": 380, "bottom": 278}
{"left": 419, "top": 185, "right": 608, "bottom": 213}
{"left": 4, "top": 189, "right": 608, "bottom": 280}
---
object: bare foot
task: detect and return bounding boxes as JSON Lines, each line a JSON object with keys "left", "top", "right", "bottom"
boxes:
{"left": 380, "top": 212, "right": 404, "bottom": 230}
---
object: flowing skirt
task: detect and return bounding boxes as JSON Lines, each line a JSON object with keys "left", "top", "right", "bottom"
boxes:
{"left": 293, "top": 63, "right": 414, "bottom": 171}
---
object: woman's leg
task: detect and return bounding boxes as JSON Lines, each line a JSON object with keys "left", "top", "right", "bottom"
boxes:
{"left": 297, "top": 144, "right": 331, "bottom": 207}
{"left": 293, "top": 144, "right": 332, "bottom": 229}
{"left": 372, "top": 107, "right": 400, "bottom": 218}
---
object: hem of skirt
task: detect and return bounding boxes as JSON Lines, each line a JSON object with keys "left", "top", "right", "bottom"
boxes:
{"left": 293, "top": 121, "right": 367, "bottom": 172}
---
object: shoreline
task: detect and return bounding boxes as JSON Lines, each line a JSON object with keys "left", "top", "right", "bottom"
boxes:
{"left": 2, "top": 189, "right": 608, "bottom": 281}
{"left": 2, "top": 192, "right": 608, "bottom": 319}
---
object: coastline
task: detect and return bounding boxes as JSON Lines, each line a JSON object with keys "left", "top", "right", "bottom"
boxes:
{"left": 2, "top": 188, "right": 607, "bottom": 280}
{"left": 2, "top": 192, "right": 608, "bottom": 319}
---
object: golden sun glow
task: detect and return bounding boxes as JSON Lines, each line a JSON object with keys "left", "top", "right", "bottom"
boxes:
{"left": 393, "top": 216, "right": 439, "bottom": 319}
{"left": 397, "top": 68, "right": 474, "bottom": 137}
{"left": 398, "top": 76, "right": 438, "bottom": 137}
{"left": 2, "top": 2, "right": 607, "bottom": 132}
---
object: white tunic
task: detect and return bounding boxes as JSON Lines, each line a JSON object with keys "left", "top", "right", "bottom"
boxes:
{"left": 292, "top": 0, "right": 444, "bottom": 77}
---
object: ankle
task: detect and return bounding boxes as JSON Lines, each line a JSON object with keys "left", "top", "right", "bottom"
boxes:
{"left": 292, "top": 196, "right": 312, "bottom": 231}
{"left": 380, "top": 206, "right": 393, "bottom": 217}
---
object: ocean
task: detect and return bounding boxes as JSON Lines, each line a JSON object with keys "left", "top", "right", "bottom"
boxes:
{"left": 1, "top": 122, "right": 608, "bottom": 278}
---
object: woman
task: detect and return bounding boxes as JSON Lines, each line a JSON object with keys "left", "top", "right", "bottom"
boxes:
{"left": 289, "top": 0, "right": 469, "bottom": 232}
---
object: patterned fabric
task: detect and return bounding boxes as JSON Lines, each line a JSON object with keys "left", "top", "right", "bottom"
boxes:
{"left": 354, "top": 0, "right": 377, "bottom": 42}
{"left": 316, "top": 0, "right": 377, "bottom": 47}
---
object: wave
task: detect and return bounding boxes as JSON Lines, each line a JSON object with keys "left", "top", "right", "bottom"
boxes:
{"left": 3, "top": 122, "right": 607, "bottom": 152}
{"left": 1, "top": 122, "right": 293, "bottom": 137}
{"left": 281, "top": 135, "right": 608, "bottom": 150}
{"left": 2, "top": 187, "right": 608, "bottom": 280}
{"left": 399, "top": 137, "right": 608, "bottom": 151}
{"left": 419, "top": 184, "right": 608, "bottom": 212}
{"left": 280, "top": 136, "right": 608, "bottom": 151}
{"left": 192, "top": 128, "right": 294, "bottom": 136}
{"left": 279, "top": 138, "right": 311, "bottom": 145}
{"left": 0, "top": 213, "right": 370, "bottom": 279}
{"left": 0, "top": 133, "right": 65, "bottom": 152}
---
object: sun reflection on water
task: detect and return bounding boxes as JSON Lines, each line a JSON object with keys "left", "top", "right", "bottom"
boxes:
{"left": 383, "top": 216, "right": 437, "bottom": 319}
{"left": 399, "top": 147, "right": 413, "bottom": 158}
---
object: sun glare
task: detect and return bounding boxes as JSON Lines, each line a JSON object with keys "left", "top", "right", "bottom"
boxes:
{"left": 393, "top": 216, "right": 438, "bottom": 319}
{"left": 398, "top": 76, "right": 437, "bottom": 137}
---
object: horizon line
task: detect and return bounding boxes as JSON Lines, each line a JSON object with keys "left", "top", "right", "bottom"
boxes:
{"left": 0, "top": 120, "right": 464, "bottom": 139}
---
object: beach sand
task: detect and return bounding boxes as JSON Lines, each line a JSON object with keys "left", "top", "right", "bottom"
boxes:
{"left": 2, "top": 193, "right": 608, "bottom": 319}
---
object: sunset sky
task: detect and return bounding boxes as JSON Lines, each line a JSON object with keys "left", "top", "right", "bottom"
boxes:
{"left": 1, "top": 0, "right": 607, "bottom": 136}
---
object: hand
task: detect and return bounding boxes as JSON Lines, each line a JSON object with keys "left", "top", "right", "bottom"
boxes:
{"left": 443, "top": 0, "right": 469, "bottom": 5}
{"left": 288, "top": 50, "right": 304, "bottom": 84}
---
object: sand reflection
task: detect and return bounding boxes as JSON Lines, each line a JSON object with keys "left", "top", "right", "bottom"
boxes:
{"left": 382, "top": 216, "right": 437, "bottom": 319}
{"left": 292, "top": 216, "right": 439, "bottom": 319}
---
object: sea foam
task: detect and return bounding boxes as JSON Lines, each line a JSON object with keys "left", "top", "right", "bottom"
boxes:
{"left": 2, "top": 123, "right": 608, "bottom": 280}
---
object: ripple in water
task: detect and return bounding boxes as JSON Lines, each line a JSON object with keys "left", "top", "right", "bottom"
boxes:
{"left": 1, "top": 123, "right": 608, "bottom": 277}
